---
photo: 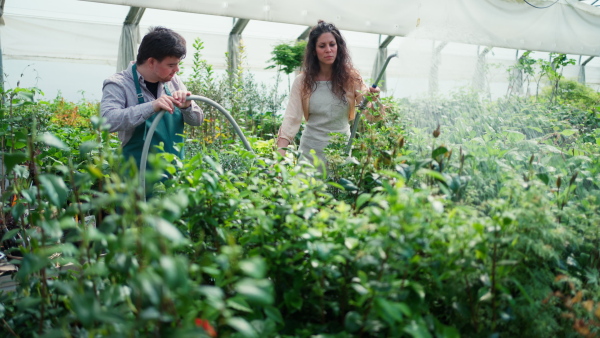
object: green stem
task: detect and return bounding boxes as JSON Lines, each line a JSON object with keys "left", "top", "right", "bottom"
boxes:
{"left": 491, "top": 229, "right": 498, "bottom": 330}
{"left": 2, "top": 318, "right": 18, "bottom": 337}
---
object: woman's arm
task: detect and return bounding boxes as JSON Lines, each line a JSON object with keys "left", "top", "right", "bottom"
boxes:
{"left": 277, "top": 74, "right": 305, "bottom": 156}
{"left": 356, "top": 79, "right": 385, "bottom": 122}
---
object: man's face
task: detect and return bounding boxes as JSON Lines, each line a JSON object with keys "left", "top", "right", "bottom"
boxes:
{"left": 149, "top": 56, "right": 181, "bottom": 82}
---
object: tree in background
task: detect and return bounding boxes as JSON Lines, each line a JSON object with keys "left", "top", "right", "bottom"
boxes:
{"left": 266, "top": 40, "right": 307, "bottom": 91}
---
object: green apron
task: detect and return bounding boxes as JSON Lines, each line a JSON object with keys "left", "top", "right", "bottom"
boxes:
{"left": 122, "top": 64, "right": 185, "bottom": 170}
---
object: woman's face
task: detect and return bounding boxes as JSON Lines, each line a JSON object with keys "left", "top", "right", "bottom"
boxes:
{"left": 315, "top": 32, "right": 337, "bottom": 67}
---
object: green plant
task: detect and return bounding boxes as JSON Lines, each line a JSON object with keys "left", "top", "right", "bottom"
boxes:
{"left": 506, "top": 51, "right": 536, "bottom": 97}
{"left": 535, "top": 54, "right": 576, "bottom": 101}
{"left": 184, "top": 38, "right": 286, "bottom": 151}
{"left": 2, "top": 65, "right": 600, "bottom": 337}
{"left": 266, "top": 40, "right": 307, "bottom": 90}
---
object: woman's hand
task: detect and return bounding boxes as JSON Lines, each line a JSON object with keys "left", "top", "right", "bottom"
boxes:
{"left": 368, "top": 86, "right": 381, "bottom": 98}
{"left": 276, "top": 137, "right": 290, "bottom": 157}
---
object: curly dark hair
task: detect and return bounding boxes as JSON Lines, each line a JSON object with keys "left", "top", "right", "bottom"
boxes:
{"left": 302, "top": 20, "right": 359, "bottom": 103}
{"left": 136, "top": 26, "right": 186, "bottom": 65}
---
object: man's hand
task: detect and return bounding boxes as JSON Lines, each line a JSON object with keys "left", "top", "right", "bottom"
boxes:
{"left": 151, "top": 90, "right": 192, "bottom": 113}
{"left": 171, "top": 90, "right": 192, "bottom": 109}
{"left": 152, "top": 95, "right": 176, "bottom": 113}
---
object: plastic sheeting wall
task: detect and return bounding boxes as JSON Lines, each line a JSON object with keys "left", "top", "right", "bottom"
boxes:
{"left": 82, "top": 0, "right": 600, "bottom": 57}
{"left": 3, "top": 0, "right": 600, "bottom": 102}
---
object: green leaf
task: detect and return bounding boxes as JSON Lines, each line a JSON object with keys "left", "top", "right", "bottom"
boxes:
{"left": 559, "top": 129, "right": 577, "bottom": 137}
{"left": 16, "top": 253, "right": 50, "bottom": 279}
{"left": 79, "top": 141, "right": 99, "bottom": 155}
{"left": 1, "top": 152, "right": 28, "bottom": 175}
{"left": 351, "top": 283, "right": 369, "bottom": 296}
{"left": 39, "top": 174, "right": 69, "bottom": 207}
{"left": 239, "top": 257, "right": 267, "bottom": 279}
{"left": 526, "top": 126, "right": 543, "bottom": 133}
{"left": 203, "top": 155, "right": 223, "bottom": 175}
{"left": 283, "top": 290, "right": 303, "bottom": 310}
{"left": 7, "top": 141, "right": 27, "bottom": 150}
{"left": 344, "top": 311, "right": 363, "bottom": 333}
{"left": 504, "top": 130, "right": 526, "bottom": 142}
{"left": 234, "top": 278, "right": 273, "bottom": 305}
{"left": 431, "top": 146, "right": 448, "bottom": 159}
{"left": 87, "top": 165, "right": 104, "bottom": 179}
{"left": 345, "top": 237, "right": 359, "bottom": 250}
{"left": 410, "top": 282, "right": 426, "bottom": 299}
{"left": 11, "top": 202, "right": 26, "bottom": 220}
{"left": 199, "top": 286, "right": 224, "bottom": 300}
{"left": 418, "top": 169, "right": 447, "bottom": 183}
{"left": 16, "top": 296, "right": 41, "bottom": 311}
{"left": 264, "top": 305, "right": 283, "bottom": 325}
{"left": 15, "top": 89, "right": 35, "bottom": 102}
{"left": 356, "top": 193, "right": 372, "bottom": 209}
{"left": 38, "top": 132, "right": 69, "bottom": 150}
{"left": 147, "top": 217, "right": 184, "bottom": 244}
{"left": 227, "top": 296, "right": 253, "bottom": 313}
{"left": 536, "top": 173, "right": 550, "bottom": 185}
{"left": 344, "top": 156, "right": 361, "bottom": 165}
{"left": 227, "top": 317, "right": 258, "bottom": 338}
{"left": 339, "top": 178, "right": 358, "bottom": 192}
{"left": 374, "top": 297, "right": 404, "bottom": 324}
{"left": 160, "top": 256, "right": 187, "bottom": 288}
{"left": 437, "top": 325, "right": 460, "bottom": 338}
{"left": 71, "top": 293, "right": 100, "bottom": 328}
{"left": 1, "top": 229, "right": 20, "bottom": 242}
{"left": 403, "top": 320, "right": 433, "bottom": 338}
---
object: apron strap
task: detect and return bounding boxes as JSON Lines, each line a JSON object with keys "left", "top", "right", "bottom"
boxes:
{"left": 130, "top": 64, "right": 178, "bottom": 141}
{"left": 131, "top": 64, "right": 146, "bottom": 105}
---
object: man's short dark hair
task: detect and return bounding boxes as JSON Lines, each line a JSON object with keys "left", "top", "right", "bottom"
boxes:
{"left": 136, "top": 26, "right": 186, "bottom": 65}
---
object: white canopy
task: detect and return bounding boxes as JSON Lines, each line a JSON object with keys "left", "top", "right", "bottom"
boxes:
{"left": 3, "top": 0, "right": 599, "bottom": 101}
{"left": 81, "top": 0, "right": 600, "bottom": 57}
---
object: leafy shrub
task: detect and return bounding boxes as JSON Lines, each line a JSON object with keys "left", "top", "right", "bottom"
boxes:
{"left": 2, "top": 57, "right": 600, "bottom": 337}
{"left": 184, "top": 38, "right": 286, "bottom": 147}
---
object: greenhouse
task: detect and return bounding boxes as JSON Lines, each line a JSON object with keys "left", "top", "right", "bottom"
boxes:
{"left": 1, "top": 0, "right": 600, "bottom": 336}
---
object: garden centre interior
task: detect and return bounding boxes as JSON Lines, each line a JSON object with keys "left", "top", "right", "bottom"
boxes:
{"left": 3, "top": 0, "right": 600, "bottom": 336}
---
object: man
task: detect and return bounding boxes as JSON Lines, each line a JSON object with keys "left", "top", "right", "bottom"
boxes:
{"left": 101, "top": 26, "right": 203, "bottom": 170}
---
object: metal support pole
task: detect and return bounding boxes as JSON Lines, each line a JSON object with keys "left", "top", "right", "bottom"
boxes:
{"left": 117, "top": 7, "right": 145, "bottom": 72}
{"left": 297, "top": 26, "right": 311, "bottom": 41}
{"left": 228, "top": 18, "right": 250, "bottom": 75}
{"left": 0, "top": 0, "right": 5, "bottom": 91}
{"left": 429, "top": 41, "right": 447, "bottom": 95}
{"left": 371, "top": 35, "right": 395, "bottom": 91}
{"left": 578, "top": 55, "right": 595, "bottom": 84}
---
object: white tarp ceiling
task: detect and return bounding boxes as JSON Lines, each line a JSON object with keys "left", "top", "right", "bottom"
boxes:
{"left": 80, "top": 0, "right": 600, "bottom": 57}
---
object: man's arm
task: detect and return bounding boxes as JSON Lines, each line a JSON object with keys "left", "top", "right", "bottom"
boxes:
{"left": 170, "top": 76, "right": 204, "bottom": 127}
{"left": 100, "top": 80, "right": 155, "bottom": 133}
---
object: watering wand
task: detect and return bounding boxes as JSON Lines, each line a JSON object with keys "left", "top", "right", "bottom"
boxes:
{"left": 139, "top": 95, "right": 253, "bottom": 200}
{"left": 345, "top": 53, "right": 398, "bottom": 156}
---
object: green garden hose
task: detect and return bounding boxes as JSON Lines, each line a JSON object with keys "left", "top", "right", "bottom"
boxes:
{"left": 140, "top": 95, "right": 253, "bottom": 200}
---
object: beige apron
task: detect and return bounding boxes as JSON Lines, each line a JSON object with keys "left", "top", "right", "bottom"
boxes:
{"left": 299, "top": 81, "right": 350, "bottom": 170}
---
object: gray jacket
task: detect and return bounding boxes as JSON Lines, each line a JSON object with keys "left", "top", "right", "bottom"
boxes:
{"left": 101, "top": 63, "right": 204, "bottom": 146}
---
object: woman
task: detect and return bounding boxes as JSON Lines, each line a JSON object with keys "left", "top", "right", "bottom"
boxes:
{"left": 276, "top": 20, "right": 383, "bottom": 171}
